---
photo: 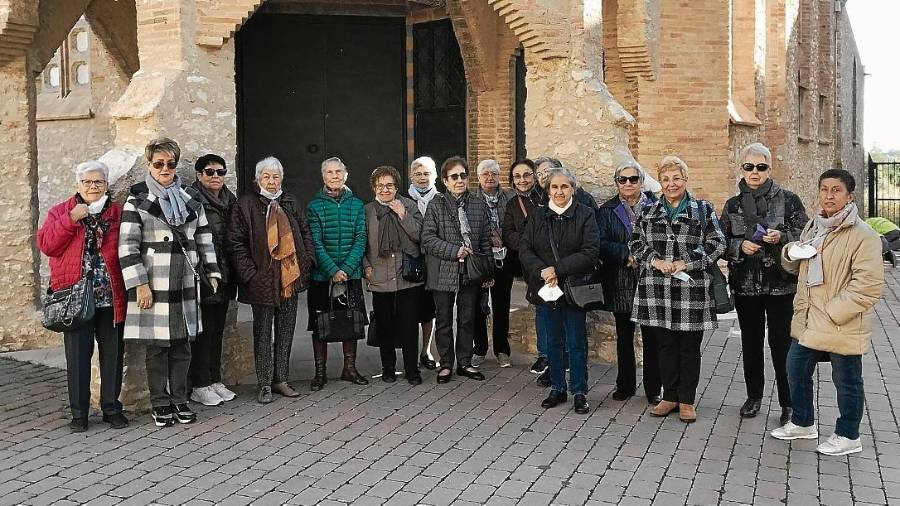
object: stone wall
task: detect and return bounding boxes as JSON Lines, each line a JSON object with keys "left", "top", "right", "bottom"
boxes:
{"left": 836, "top": 4, "right": 865, "bottom": 212}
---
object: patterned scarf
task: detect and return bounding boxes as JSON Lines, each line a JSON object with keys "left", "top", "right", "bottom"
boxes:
{"left": 409, "top": 183, "right": 437, "bottom": 216}
{"left": 146, "top": 173, "right": 190, "bottom": 226}
{"left": 619, "top": 192, "right": 649, "bottom": 227}
{"left": 482, "top": 189, "right": 501, "bottom": 229}
{"left": 452, "top": 193, "right": 473, "bottom": 249}
{"left": 76, "top": 193, "right": 110, "bottom": 255}
{"left": 265, "top": 198, "right": 301, "bottom": 299}
{"left": 739, "top": 178, "right": 773, "bottom": 240}
{"left": 806, "top": 202, "right": 857, "bottom": 288}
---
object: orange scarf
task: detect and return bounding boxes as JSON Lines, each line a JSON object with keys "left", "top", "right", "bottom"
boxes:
{"left": 266, "top": 201, "right": 301, "bottom": 299}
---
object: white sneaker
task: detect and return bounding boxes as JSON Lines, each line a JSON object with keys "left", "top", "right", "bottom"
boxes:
{"left": 472, "top": 354, "right": 485, "bottom": 368}
{"left": 817, "top": 433, "right": 862, "bottom": 456}
{"left": 210, "top": 382, "right": 236, "bottom": 402}
{"left": 497, "top": 353, "right": 512, "bottom": 368}
{"left": 190, "top": 386, "right": 224, "bottom": 406}
{"left": 770, "top": 421, "right": 818, "bottom": 440}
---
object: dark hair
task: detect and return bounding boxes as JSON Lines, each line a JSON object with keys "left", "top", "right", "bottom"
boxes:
{"left": 441, "top": 156, "right": 469, "bottom": 180}
{"left": 195, "top": 153, "right": 227, "bottom": 173}
{"left": 370, "top": 165, "right": 401, "bottom": 189}
{"left": 145, "top": 137, "right": 181, "bottom": 163}
{"left": 508, "top": 158, "right": 535, "bottom": 185}
{"left": 818, "top": 168, "right": 856, "bottom": 193}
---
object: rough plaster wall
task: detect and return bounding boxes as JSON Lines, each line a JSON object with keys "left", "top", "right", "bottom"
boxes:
{"left": 837, "top": 8, "right": 865, "bottom": 212}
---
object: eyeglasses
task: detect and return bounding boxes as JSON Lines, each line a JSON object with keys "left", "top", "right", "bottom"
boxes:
{"left": 80, "top": 179, "right": 107, "bottom": 188}
{"left": 375, "top": 183, "right": 396, "bottom": 191}
{"left": 479, "top": 172, "right": 499, "bottom": 178}
{"left": 412, "top": 171, "right": 431, "bottom": 178}
{"left": 616, "top": 176, "right": 641, "bottom": 185}
{"left": 741, "top": 162, "right": 769, "bottom": 172}
{"left": 202, "top": 168, "right": 227, "bottom": 177}
{"left": 447, "top": 172, "right": 468, "bottom": 181}
{"left": 512, "top": 172, "right": 534, "bottom": 180}
{"left": 151, "top": 160, "right": 178, "bottom": 170}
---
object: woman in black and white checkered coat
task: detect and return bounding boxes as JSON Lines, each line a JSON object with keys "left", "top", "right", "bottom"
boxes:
{"left": 119, "top": 138, "right": 221, "bottom": 428}
{"left": 629, "top": 156, "right": 725, "bottom": 424}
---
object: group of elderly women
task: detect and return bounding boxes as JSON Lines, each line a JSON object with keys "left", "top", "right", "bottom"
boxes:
{"left": 39, "top": 137, "right": 884, "bottom": 455}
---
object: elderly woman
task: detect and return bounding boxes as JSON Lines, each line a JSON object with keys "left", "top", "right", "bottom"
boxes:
{"left": 519, "top": 167, "right": 600, "bottom": 414}
{"left": 188, "top": 154, "right": 238, "bottom": 406}
{"left": 228, "top": 157, "right": 315, "bottom": 403}
{"left": 502, "top": 159, "right": 547, "bottom": 375}
{"left": 306, "top": 157, "right": 369, "bottom": 389}
{"left": 406, "top": 156, "right": 439, "bottom": 370}
{"left": 119, "top": 138, "right": 221, "bottom": 427}
{"left": 629, "top": 156, "right": 725, "bottom": 423}
{"left": 37, "top": 161, "right": 128, "bottom": 432}
{"left": 534, "top": 156, "right": 598, "bottom": 209}
{"left": 597, "top": 161, "right": 661, "bottom": 404}
{"left": 473, "top": 159, "right": 516, "bottom": 368}
{"left": 720, "top": 143, "right": 808, "bottom": 425}
{"left": 770, "top": 169, "right": 883, "bottom": 456}
{"left": 364, "top": 166, "right": 424, "bottom": 384}
{"left": 422, "top": 156, "right": 493, "bottom": 383}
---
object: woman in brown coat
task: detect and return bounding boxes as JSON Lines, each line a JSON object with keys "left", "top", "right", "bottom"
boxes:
{"left": 770, "top": 169, "right": 883, "bottom": 456}
{"left": 227, "top": 157, "right": 315, "bottom": 404}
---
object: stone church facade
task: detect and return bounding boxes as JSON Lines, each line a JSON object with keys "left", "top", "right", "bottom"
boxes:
{"left": 0, "top": 0, "right": 864, "bottom": 405}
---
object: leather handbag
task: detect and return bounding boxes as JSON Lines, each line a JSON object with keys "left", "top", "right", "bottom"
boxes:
{"left": 401, "top": 253, "right": 426, "bottom": 283}
{"left": 41, "top": 243, "right": 96, "bottom": 332}
{"left": 547, "top": 226, "right": 605, "bottom": 311}
{"left": 462, "top": 252, "right": 494, "bottom": 286}
{"left": 315, "top": 283, "right": 366, "bottom": 342}
{"left": 698, "top": 201, "right": 734, "bottom": 314}
{"left": 366, "top": 310, "right": 379, "bottom": 347}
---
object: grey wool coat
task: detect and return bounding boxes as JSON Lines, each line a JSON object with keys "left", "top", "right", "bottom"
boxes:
{"left": 363, "top": 196, "right": 424, "bottom": 293}
{"left": 118, "top": 182, "right": 221, "bottom": 345}
{"left": 421, "top": 191, "right": 493, "bottom": 292}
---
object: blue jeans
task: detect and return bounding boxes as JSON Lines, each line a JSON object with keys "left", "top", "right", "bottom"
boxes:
{"left": 536, "top": 305, "right": 588, "bottom": 395}
{"left": 535, "top": 306, "right": 568, "bottom": 362}
{"left": 787, "top": 340, "right": 865, "bottom": 439}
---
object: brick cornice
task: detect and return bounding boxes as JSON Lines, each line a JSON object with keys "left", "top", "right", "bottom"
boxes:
{"left": 485, "top": 0, "right": 568, "bottom": 60}
{"left": 0, "top": 0, "right": 39, "bottom": 66}
{"left": 196, "top": 0, "right": 266, "bottom": 48}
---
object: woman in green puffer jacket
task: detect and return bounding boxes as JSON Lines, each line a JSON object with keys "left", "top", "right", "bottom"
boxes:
{"left": 305, "top": 157, "right": 369, "bottom": 391}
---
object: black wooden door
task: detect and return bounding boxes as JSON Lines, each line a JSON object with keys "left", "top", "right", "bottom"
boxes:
{"left": 237, "top": 14, "right": 405, "bottom": 206}
{"left": 414, "top": 19, "right": 467, "bottom": 170}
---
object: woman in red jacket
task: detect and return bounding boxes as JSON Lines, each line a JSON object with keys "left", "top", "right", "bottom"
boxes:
{"left": 36, "top": 161, "right": 128, "bottom": 433}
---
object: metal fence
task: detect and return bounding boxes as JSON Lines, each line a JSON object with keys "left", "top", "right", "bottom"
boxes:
{"left": 868, "top": 156, "right": 900, "bottom": 225}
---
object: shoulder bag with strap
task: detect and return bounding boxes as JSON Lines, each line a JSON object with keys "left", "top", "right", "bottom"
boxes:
{"left": 41, "top": 238, "right": 96, "bottom": 332}
{"left": 697, "top": 201, "right": 734, "bottom": 314}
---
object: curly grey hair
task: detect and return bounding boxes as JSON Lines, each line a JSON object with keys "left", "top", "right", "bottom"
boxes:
{"left": 74, "top": 160, "right": 109, "bottom": 184}
{"left": 255, "top": 156, "right": 284, "bottom": 180}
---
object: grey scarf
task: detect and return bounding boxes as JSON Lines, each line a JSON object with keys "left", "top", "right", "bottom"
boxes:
{"left": 806, "top": 202, "right": 857, "bottom": 287}
{"left": 146, "top": 173, "right": 189, "bottom": 226}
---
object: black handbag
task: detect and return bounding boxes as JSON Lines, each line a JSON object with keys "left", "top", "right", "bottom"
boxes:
{"left": 315, "top": 283, "right": 366, "bottom": 342}
{"left": 41, "top": 244, "right": 96, "bottom": 332}
{"left": 547, "top": 226, "right": 605, "bottom": 311}
{"left": 401, "top": 253, "right": 426, "bottom": 283}
{"left": 698, "top": 201, "right": 734, "bottom": 314}
{"left": 462, "top": 252, "right": 495, "bottom": 286}
{"left": 366, "top": 310, "right": 379, "bottom": 347}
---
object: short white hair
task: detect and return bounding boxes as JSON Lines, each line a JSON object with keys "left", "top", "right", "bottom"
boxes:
{"left": 255, "top": 156, "right": 284, "bottom": 180}
{"left": 410, "top": 156, "right": 437, "bottom": 185}
{"left": 477, "top": 159, "right": 501, "bottom": 175}
{"left": 740, "top": 142, "right": 772, "bottom": 165}
{"left": 321, "top": 156, "right": 347, "bottom": 176}
{"left": 613, "top": 160, "right": 645, "bottom": 183}
{"left": 74, "top": 160, "right": 109, "bottom": 183}
{"left": 543, "top": 166, "right": 578, "bottom": 190}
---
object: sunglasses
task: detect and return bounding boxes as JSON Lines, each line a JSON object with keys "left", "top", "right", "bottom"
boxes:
{"left": 447, "top": 172, "right": 468, "bottom": 181}
{"left": 741, "top": 162, "right": 769, "bottom": 172}
{"left": 202, "top": 168, "right": 227, "bottom": 177}
{"left": 151, "top": 160, "right": 178, "bottom": 170}
{"left": 616, "top": 175, "right": 641, "bottom": 185}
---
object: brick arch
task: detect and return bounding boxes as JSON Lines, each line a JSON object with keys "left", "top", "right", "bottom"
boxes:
{"left": 484, "top": 0, "right": 568, "bottom": 60}
{"left": 196, "top": 0, "right": 267, "bottom": 48}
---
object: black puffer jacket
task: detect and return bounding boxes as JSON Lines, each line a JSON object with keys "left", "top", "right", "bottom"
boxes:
{"left": 191, "top": 181, "right": 237, "bottom": 304}
{"left": 596, "top": 193, "right": 657, "bottom": 313}
{"left": 421, "top": 191, "right": 493, "bottom": 292}
{"left": 519, "top": 202, "right": 600, "bottom": 307}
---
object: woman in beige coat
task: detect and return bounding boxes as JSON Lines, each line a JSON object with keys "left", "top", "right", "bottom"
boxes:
{"left": 770, "top": 169, "right": 883, "bottom": 456}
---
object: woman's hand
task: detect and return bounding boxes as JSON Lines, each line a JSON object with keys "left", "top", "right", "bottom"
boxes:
{"left": 671, "top": 260, "right": 687, "bottom": 274}
{"left": 136, "top": 284, "right": 153, "bottom": 309}
{"left": 69, "top": 204, "right": 89, "bottom": 223}
{"left": 457, "top": 246, "right": 473, "bottom": 259}
{"left": 627, "top": 256, "right": 638, "bottom": 269}
{"left": 388, "top": 200, "right": 406, "bottom": 220}
{"left": 540, "top": 266, "right": 557, "bottom": 286}
{"left": 209, "top": 278, "right": 218, "bottom": 293}
{"left": 741, "top": 240, "right": 762, "bottom": 255}
{"left": 481, "top": 279, "right": 495, "bottom": 289}
{"left": 651, "top": 258, "right": 675, "bottom": 275}
{"left": 332, "top": 270, "right": 349, "bottom": 283}
{"left": 762, "top": 229, "right": 782, "bottom": 244}
{"left": 364, "top": 266, "right": 374, "bottom": 281}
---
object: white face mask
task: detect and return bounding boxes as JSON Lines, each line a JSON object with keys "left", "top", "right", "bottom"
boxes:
{"left": 87, "top": 195, "right": 109, "bottom": 215}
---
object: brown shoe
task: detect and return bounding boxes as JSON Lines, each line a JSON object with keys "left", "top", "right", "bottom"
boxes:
{"left": 650, "top": 400, "right": 679, "bottom": 417}
{"left": 272, "top": 382, "right": 301, "bottom": 397}
{"left": 679, "top": 403, "right": 697, "bottom": 423}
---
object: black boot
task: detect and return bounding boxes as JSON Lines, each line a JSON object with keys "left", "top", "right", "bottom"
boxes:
{"left": 341, "top": 341, "right": 369, "bottom": 385}
{"left": 311, "top": 340, "right": 328, "bottom": 391}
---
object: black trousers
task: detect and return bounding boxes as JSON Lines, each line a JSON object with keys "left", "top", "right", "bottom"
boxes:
{"left": 373, "top": 287, "right": 420, "bottom": 375}
{"left": 189, "top": 300, "right": 229, "bottom": 387}
{"left": 645, "top": 326, "right": 703, "bottom": 405}
{"left": 433, "top": 284, "right": 479, "bottom": 370}
{"left": 146, "top": 339, "right": 191, "bottom": 408}
{"left": 473, "top": 268, "right": 514, "bottom": 357}
{"left": 251, "top": 295, "right": 298, "bottom": 387}
{"left": 735, "top": 293, "right": 793, "bottom": 407}
{"left": 63, "top": 307, "right": 123, "bottom": 419}
{"left": 612, "top": 312, "right": 661, "bottom": 397}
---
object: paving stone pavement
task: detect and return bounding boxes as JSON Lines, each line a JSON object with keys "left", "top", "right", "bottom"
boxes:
{"left": 1, "top": 266, "right": 899, "bottom": 506}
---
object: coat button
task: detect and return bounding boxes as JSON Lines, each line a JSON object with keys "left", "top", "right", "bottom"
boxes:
{"left": 669, "top": 235, "right": 675, "bottom": 240}
{"left": 163, "top": 236, "right": 170, "bottom": 242}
